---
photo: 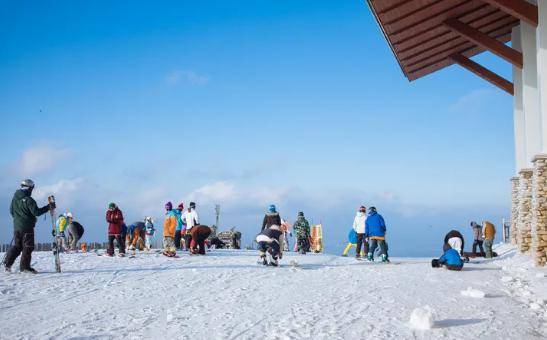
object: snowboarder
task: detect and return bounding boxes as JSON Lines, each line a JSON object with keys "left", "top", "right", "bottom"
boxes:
{"left": 182, "top": 202, "right": 199, "bottom": 250}
{"left": 353, "top": 206, "right": 368, "bottom": 259}
{"left": 262, "top": 204, "right": 281, "bottom": 231}
{"left": 483, "top": 221, "right": 496, "bottom": 258}
{"left": 342, "top": 229, "right": 358, "bottom": 257}
{"left": 292, "top": 212, "right": 311, "bottom": 254}
{"left": 432, "top": 248, "right": 464, "bottom": 271}
{"left": 365, "top": 207, "right": 389, "bottom": 262}
{"left": 256, "top": 224, "right": 283, "bottom": 266}
{"left": 443, "top": 229, "right": 465, "bottom": 257}
{"left": 67, "top": 219, "right": 85, "bottom": 251}
{"left": 4, "top": 179, "right": 55, "bottom": 273}
{"left": 163, "top": 202, "right": 177, "bottom": 257}
{"left": 144, "top": 216, "right": 155, "bottom": 250}
{"left": 54, "top": 212, "right": 72, "bottom": 252}
{"left": 106, "top": 202, "right": 126, "bottom": 257}
{"left": 190, "top": 225, "right": 212, "bottom": 255}
{"left": 471, "top": 221, "right": 484, "bottom": 256}
{"left": 174, "top": 203, "right": 184, "bottom": 250}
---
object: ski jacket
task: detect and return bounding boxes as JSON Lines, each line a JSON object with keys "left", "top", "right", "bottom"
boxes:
{"left": 163, "top": 210, "right": 177, "bottom": 237}
{"left": 55, "top": 215, "right": 68, "bottom": 233}
{"left": 365, "top": 212, "right": 386, "bottom": 238}
{"left": 439, "top": 248, "right": 464, "bottom": 267}
{"left": 471, "top": 223, "right": 483, "bottom": 241}
{"left": 292, "top": 217, "right": 310, "bottom": 239}
{"left": 182, "top": 209, "right": 199, "bottom": 232}
{"left": 348, "top": 229, "right": 358, "bottom": 244}
{"left": 256, "top": 225, "right": 283, "bottom": 244}
{"left": 106, "top": 208, "right": 124, "bottom": 235}
{"left": 145, "top": 221, "right": 155, "bottom": 236}
{"left": 174, "top": 209, "right": 184, "bottom": 231}
{"left": 10, "top": 189, "right": 50, "bottom": 232}
{"left": 68, "top": 221, "right": 85, "bottom": 238}
{"left": 262, "top": 212, "right": 281, "bottom": 231}
{"left": 352, "top": 212, "right": 366, "bottom": 234}
{"left": 483, "top": 221, "right": 496, "bottom": 240}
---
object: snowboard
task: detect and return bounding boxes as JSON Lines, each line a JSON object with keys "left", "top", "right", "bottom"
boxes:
{"left": 463, "top": 251, "right": 498, "bottom": 258}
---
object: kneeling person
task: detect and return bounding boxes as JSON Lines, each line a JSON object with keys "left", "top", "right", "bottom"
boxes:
{"left": 256, "top": 225, "right": 283, "bottom": 266}
{"left": 432, "top": 248, "right": 464, "bottom": 271}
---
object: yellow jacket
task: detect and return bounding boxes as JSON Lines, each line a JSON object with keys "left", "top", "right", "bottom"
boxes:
{"left": 484, "top": 221, "right": 496, "bottom": 240}
{"left": 163, "top": 211, "right": 177, "bottom": 237}
{"left": 55, "top": 216, "right": 67, "bottom": 233}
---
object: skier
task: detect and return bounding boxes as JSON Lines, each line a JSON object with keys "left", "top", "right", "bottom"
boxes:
{"left": 67, "top": 219, "right": 85, "bottom": 251}
{"left": 262, "top": 204, "right": 281, "bottom": 231}
{"left": 163, "top": 202, "right": 177, "bottom": 257}
{"left": 292, "top": 212, "right": 311, "bottom": 254}
{"left": 342, "top": 229, "right": 358, "bottom": 257}
{"left": 54, "top": 212, "right": 72, "bottom": 252}
{"left": 432, "top": 247, "right": 464, "bottom": 271}
{"left": 483, "top": 221, "right": 496, "bottom": 258}
{"left": 443, "top": 229, "right": 465, "bottom": 257}
{"left": 190, "top": 225, "right": 212, "bottom": 255}
{"left": 174, "top": 203, "right": 184, "bottom": 250}
{"left": 353, "top": 206, "right": 368, "bottom": 259}
{"left": 182, "top": 202, "right": 199, "bottom": 250}
{"left": 365, "top": 207, "right": 389, "bottom": 262}
{"left": 4, "top": 179, "right": 55, "bottom": 273}
{"left": 144, "top": 216, "right": 155, "bottom": 250}
{"left": 256, "top": 224, "right": 283, "bottom": 266}
{"left": 106, "top": 202, "right": 126, "bottom": 257}
{"left": 471, "top": 221, "right": 485, "bottom": 256}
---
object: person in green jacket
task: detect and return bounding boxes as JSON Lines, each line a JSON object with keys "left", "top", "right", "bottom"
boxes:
{"left": 292, "top": 212, "right": 311, "bottom": 254}
{"left": 3, "top": 179, "right": 55, "bottom": 274}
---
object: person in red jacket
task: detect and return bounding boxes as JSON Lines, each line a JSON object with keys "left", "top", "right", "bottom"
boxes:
{"left": 106, "top": 202, "right": 126, "bottom": 257}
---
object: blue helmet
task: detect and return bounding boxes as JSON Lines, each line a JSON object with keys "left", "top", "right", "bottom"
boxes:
{"left": 268, "top": 204, "right": 276, "bottom": 213}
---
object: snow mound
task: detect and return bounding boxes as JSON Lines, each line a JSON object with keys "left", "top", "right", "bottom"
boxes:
{"left": 408, "top": 306, "right": 434, "bottom": 330}
{"left": 461, "top": 287, "right": 486, "bottom": 298}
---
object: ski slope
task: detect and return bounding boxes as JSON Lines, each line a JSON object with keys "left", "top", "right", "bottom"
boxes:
{"left": 0, "top": 245, "right": 546, "bottom": 339}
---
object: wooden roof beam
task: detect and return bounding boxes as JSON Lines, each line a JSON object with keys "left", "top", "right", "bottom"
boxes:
{"left": 450, "top": 54, "right": 514, "bottom": 95}
{"left": 480, "top": 0, "right": 538, "bottom": 27}
{"left": 444, "top": 18, "right": 523, "bottom": 68}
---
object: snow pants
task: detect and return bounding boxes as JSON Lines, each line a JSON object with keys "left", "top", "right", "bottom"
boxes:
{"left": 356, "top": 233, "right": 369, "bottom": 257}
{"left": 163, "top": 236, "right": 176, "bottom": 254}
{"left": 190, "top": 226, "right": 211, "bottom": 255}
{"left": 342, "top": 242, "right": 356, "bottom": 256}
{"left": 258, "top": 240, "right": 280, "bottom": 259}
{"left": 145, "top": 234, "right": 154, "bottom": 250}
{"left": 484, "top": 239, "right": 493, "bottom": 258}
{"left": 297, "top": 238, "right": 309, "bottom": 254}
{"left": 174, "top": 230, "right": 182, "bottom": 249}
{"left": 107, "top": 234, "right": 125, "bottom": 256}
{"left": 4, "top": 230, "right": 34, "bottom": 270}
{"left": 368, "top": 239, "right": 388, "bottom": 258}
{"left": 472, "top": 240, "right": 484, "bottom": 255}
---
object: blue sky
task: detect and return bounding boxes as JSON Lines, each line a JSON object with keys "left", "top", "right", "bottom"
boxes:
{"left": 0, "top": 0, "right": 515, "bottom": 256}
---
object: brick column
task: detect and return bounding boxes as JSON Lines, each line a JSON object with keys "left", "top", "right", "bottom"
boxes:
{"left": 510, "top": 176, "right": 520, "bottom": 245}
{"left": 532, "top": 155, "right": 547, "bottom": 266}
{"left": 517, "top": 169, "right": 534, "bottom": 253}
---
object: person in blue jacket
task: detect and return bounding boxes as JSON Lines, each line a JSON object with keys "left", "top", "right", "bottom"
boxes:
{"left": 365, "top": 207, "right": 389, "bottom": 262}
{"left": 432, "top": 248, "right": 464, "bottom": 271}
{"left": 174, "top": 203, "right": 184, "bottom": 250}
{"left": 342, "top": 229, "right": 358, "bottom": 257}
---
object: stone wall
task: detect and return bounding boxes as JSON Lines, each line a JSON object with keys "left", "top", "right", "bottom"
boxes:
{"left": 517, "top": 169, "right": 533, "bottom": 253}
{"left": 510, "top": 177, "right": 520, "bottom": 246}
{"left": 532, "top": 155, "right": 547, "bottom": 266}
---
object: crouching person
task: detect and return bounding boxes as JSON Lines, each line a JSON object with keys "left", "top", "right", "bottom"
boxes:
{"left": 432, "top": 248, "right": 464, "bottom": 271}
{"left": 190, "top": 225, "right": 212, "bottom": 255}
{"left": 256, "top": 225, "right": 283, "bottom": 266}
{"left": 67, "top": 219, "right": 85, "bottom": 251}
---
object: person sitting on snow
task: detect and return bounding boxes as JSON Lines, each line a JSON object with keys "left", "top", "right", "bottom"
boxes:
{"left": 256, "top": 224, "right": 283, "bottom": 266}
{"left": 163, "top": 202, "right": 177, "bottom": 257}
{"left": 432, "top": 247, "right": 464, "bottom": 271}
{"left": 342, "top": 228, "right": 358, "bottom": 257}
{"left": 262, "top": 204, "right": 281, "bottom": 231}
{"left": 365, "top": 207, "right": 389, "bottom": 263}
{"left": 292, "top": 212, "right": 311, "bottom": 255}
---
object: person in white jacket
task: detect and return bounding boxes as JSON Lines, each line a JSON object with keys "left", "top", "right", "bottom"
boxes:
{"left": 182, "top": 202, "right": 199, "bottom": 249}
{"left": 353, "top": 206, "right": 368, "bottom": 259}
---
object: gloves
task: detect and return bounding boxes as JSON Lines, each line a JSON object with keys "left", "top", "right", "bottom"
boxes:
{"left": 59, "top": 231, "right": 65, "bottom": 238}
{"left": 49, "top": 201, "right": 56, "bottom": 210}
{"left": 51, "top": 229, "right": 56, "bottom": 237}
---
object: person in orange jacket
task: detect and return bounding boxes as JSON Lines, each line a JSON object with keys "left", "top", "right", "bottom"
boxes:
{"left": 483, "top": 221, "right": 496, "bottom": 258}
{"left": 163, "top": 202, "right": 177, "bottom": 257}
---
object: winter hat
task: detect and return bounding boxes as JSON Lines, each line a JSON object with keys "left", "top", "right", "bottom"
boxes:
{"left": 298, "top": 211, "right": 304, "bottom": 217}
{"left": 359, "top": 206, "right": 366, "bottom": 213}
{"left": 189, "top": 202, "right": 196, "bottom": 209}
{"left": 65, "top": 212, "right": 73, "bottom": 218}
{"left": 177, "top": 203, "right": 184, "bottom": 211}
{"left": 108, "top": 202, "right": 116, "bottom": 210}
{"left": 470, "top": 221, "right": 478, "bottom": 227}
{"left": 368, "top": 206, "right": 377, "bottom": 214}
{"left": 165, "top": 202, "right": 173, "bottom": 210}
{"left": 268, "top": 204, "right": 276, "bottom": 213}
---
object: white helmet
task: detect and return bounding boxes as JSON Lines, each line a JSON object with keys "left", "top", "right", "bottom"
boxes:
{"left": 65, "top": 212, "right": 73, "bottom": 219}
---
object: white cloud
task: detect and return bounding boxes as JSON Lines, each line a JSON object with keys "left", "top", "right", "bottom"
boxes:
{"left": 16, "top": 144, "right": 71, "bottom": 177}
{"left": 33, "top": 178, "right": 84, "bottom": 202}
{"left": 166, "top": 70, "right": 209, "bottom": 86}
{"left": 449, "top": 88, "right": 501, "bottom": 114}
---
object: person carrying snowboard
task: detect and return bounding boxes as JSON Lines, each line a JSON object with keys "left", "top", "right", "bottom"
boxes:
{"left": 256, "top": 224, "right": 283, "bottom": 266}
{"left": 144, "top": 216, "right": 155, "bottom": 250}
{"left": 174, "top": 203, "right": 184, "bottom": 250}
{"left": 163, "top": 202, "right": 177, "bottom": 257}
{"left": 67, "top": 216, "right": 85, "bottom": 251}
{"left": 190, "top": 225, "right": 212, "bottom": 255}
{"left": 353, "top": 206, "right": 368, "bottom": 259}
{"left": 262, "top": 204, "right": 281, "bottom": 231}
{"left": 292, "top": 212, "right": 311, "bottom": 254}
{"left": 432, "top": 247, "right": 464, "bottom": 271}
{"left": 106, "top": 202, "right": 126, "bottom": 257}
{"left": 365, "top": 207, "right": 389, "bottom": 262}
{"left": 471, "top": 221, "right": 485, "bottom": 256}
{"left": 4, "top": 179, "right": 55, "bottom": 273}
{"left": 342, "top": 229, "right": 358, "bottom": 257}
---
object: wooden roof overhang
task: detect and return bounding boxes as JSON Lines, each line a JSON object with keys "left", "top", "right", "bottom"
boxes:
{"left": 366, "top": 0, "right": 539, "bottom": 95}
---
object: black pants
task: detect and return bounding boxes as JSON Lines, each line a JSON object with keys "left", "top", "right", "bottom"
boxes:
{"left": 107, "top": 235, "right": 125, "bottom": 255}
{"left": 4, "top": 230, "right": 35, "bottom": 270}
{"left": 472, "top": 240, "right": 484, "bottom": 254}
{"left": 356, "top": 233, "right": 369, "bottom": 256}
{"left": 297, "top": 238, "right": 309, "bottom": 254}
{"left": 258, "top": 241, "right": 280, "bottom": 259}
{"left": 174, "top": 230, "right": 182, "bottom": 249}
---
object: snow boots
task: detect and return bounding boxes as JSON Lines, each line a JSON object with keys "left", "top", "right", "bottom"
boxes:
{"left": 367, "top": 253, "right": 374, "bottom": 261}
{"left": 20, "top": 267, "right": 38, "bottom": 274}
{"left": 258, "top": 254, "right": 267, "bottom": 266}
{"left": 381, "top": 254, "right": 389, "bottom": 263}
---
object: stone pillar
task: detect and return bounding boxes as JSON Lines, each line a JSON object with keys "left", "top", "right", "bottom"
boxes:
{"left": 510, "top": 176, "right": 520, "bottom": 245}
{"left": 532, "top": 155, "right": 547, "bottom": 266}
{"left": 517, "top": 169, "right": 534, "bottom": 253}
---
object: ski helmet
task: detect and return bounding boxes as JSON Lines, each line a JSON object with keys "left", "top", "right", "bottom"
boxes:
{"left": 108, "top": 202, "right": 116, "bottom": 210}
{"left": 189, "top": 202, "right": 196, "bottom": 209}
{"left": 165, "top": 202, "right": 173, "bottom": 210}
{"left": 368, "top": 206, "right": 377, "bottom": 214}
{"left": 177, "top": 203, "right": 184, "bottom": 211}
{"left": 20, "top": 179, "right": 35, "bottom": 190}
{"left": 268, "top": 204, "right": 276, "bottom": 213}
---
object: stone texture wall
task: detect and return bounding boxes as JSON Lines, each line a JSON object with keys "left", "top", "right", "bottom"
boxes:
{"left": 517, "top": 169, "right": 533, "bottom": 253}
{"left": 510, "top": 177, "right": 520, "bottom": 246}
{"left": 532, "top": 155, "right": 547, "bottom": 267}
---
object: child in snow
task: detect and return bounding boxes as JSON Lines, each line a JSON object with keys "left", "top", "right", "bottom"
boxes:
{"left": 342, "top": 229, "right": 358, "bottom": 257}
{"left": 432, "top": 248, "right": 464, "bottom": 271}
{"left": 106, "top": 203, "right": 126, "bottom": 257}
{"left": 365, "top": 207, "right": 389, "bottom": 262}
{"left": 483, "top": 221, "right": 496, "bottom": 258}
{"left": 174, "top": 203, "right": 184, "bottom": 250}
{"left": 292, "top": 212, "right": 311, "bottom": 254}
{"left": 262, "top": 205, "right": 281, "bottom": 231}
{"left": 471, "top": 221, "right": 484, "bottom": 256}
{"left": 163, "top": 202, "right": 177, "bottom": 256}
{"left": 190, "top": 225, "right": 212, "bottom": 255}
{"left": 353, "top": 206, "right": 368, "bottom": 259}
{"left": 256, "top": 224, "right": 283, "bottom": 266}
{"left": 144, "top": 217, "right": 155, "bottom": 250}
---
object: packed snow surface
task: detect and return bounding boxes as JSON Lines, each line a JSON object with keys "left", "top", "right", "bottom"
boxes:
{"left": 1, "top": 244, "right": 546, "bottom": 339}
{"left": 461, "top": 287, "right": 486, "bottom": 299}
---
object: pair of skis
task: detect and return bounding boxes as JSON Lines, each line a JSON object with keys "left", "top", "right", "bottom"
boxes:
{"left": 48, "top": 196, "right": 61, "bottom": 273}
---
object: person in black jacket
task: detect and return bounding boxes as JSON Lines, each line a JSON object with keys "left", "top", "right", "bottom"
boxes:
{"left": 4, "top": 179, "right": 55, "bottom": 273}
{"left": 262, "top": 204, "right": 281, "bottom": 231}
{"left": 256, "top": 224, "right": 283, "bottom": 266}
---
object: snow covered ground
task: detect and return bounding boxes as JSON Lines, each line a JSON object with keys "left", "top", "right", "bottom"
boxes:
{"left": 1, "top": 244, "right": 546, "bottom": 339}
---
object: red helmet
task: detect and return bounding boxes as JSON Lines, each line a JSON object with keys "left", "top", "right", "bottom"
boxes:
{"left": 177, "top": 203, "right": 184, "bottom": 210}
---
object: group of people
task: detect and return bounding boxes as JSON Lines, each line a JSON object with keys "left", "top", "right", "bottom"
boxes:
{"left": 342, "top": 206, "right": 390, "bottom": 262}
